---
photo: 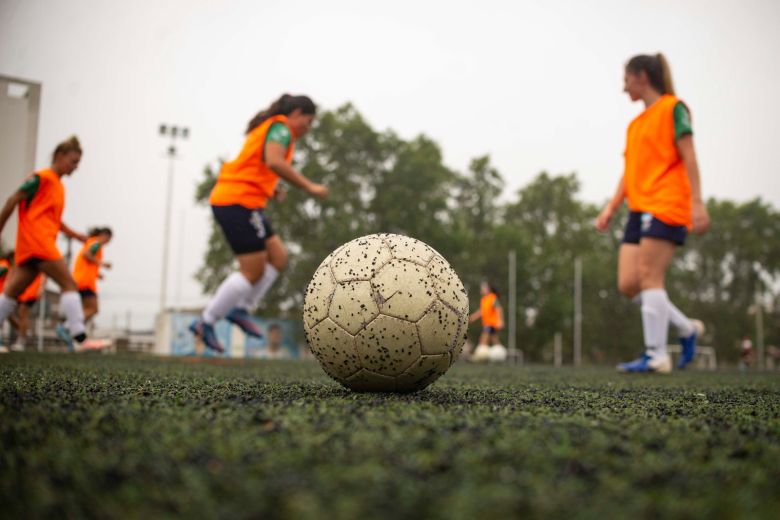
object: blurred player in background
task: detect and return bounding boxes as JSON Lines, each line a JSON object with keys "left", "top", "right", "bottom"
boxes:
{"left": 0, "top": 136, "right": 91, "bottom": 352}
{"left": 72, "top": 227, "right": 113, "bottom": 325}
{"left": 469, "top": 281, "right": 506, "bottom": 362}
{"left": 0, "top": 252, "right": 10, "bottom": 352}
{"left": 190, "top": 94, "right": 328, "bottom": 353}
{"left": 9, "top": 273, "right": 45, "bottom": 352}
{"left": 595, "top": 54, "right": 709, "bottom": 374}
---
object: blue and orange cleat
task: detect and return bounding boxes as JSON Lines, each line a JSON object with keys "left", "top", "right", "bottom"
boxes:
{"left": 56, "top": 324, "right": 75, "bottom": 353}
{"left": 678, "top": 319, "right": 705, "bottom": 370}
{"left": 189, "top": 319, "right": 224, "bottom": 354}
{"left": 225, "top": 308, "right": 264, "bottom": 339}
{"left": 617, "top": 353, "right": 672, "bottom": 374}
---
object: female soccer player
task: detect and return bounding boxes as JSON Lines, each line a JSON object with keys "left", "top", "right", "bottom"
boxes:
{"left": 595, "top": 54, "right": 709, "bottom": 373}
{"left": 10, "top": 273, "right": 45, "bottom": 352}
{"left": 190, "top": 94, "right": 328, "bottom": 353}
{"left": 73, "top": 227, "right": 112, "bottom": 324}
{"left": 469, "top": 281, "right": 506, "bottom": 362}
{"left": 0, "top": 251, "right": 11, "bottom": 295}
{"left": 0, "top": 136, "right": 90, "bottom": 350}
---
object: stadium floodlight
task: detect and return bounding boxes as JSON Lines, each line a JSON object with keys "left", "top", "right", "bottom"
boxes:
{"left": 158, "top": 123, "right": 190, "bottom": 313}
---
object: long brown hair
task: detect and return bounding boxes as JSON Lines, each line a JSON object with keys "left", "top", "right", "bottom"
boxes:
{"left": 51, "top": 135, "right": 82, "bottom": 163}
{"left": 626, "top": 53, "right": 675, "bottom": 95}
{"left": 245, "top": 94, "right": 316, "bottom": 135}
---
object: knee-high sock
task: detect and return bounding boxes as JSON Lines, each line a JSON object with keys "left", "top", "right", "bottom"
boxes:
{"left": 239, "top": 265, "right": 280, "bottom": 311}
{"left": 60, "top": 291, "right": 86, "bottom": 337}
{"left": 0, "top": 294, "right": 17, "bottom": 324}
{"left": 667, "top": 299, "right": 695, "bottom": 338}
{"left": 640, "top": 288, "right": 670, "bottom": 358}
{"left": 203, "top": 272, "right": 253, "bottom": 325}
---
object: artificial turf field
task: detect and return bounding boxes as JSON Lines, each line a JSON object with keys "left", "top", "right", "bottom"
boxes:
{"left": 1, "top": 354, "right": 778, "bottom": 519}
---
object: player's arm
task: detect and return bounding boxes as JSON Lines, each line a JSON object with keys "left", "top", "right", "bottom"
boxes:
{"left": 595, "top": 177, "right": 625, "bottom": 232}
{"left": 60, "top": 222, "right": 88, "bottom": 242}
{"left": 265, "top": 142, "right": 328, "bottom": 199}
{"left": 0, "top": 176, "right": 38, "bottom": 235}
{"left": 469, "top": 309, "right": 482, "bottom": 323}
{"left": 83, "top": 243, "right": 111, "bottom": 268}
{"left": 495, "top": 302, "right": 504, "bottom": 330}
{"left": 677, "top": 136, "right": 709, "bottom": 234}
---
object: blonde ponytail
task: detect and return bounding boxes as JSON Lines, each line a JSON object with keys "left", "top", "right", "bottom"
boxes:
{"left": 656, "top": 53, "right": 675, "bottom": 96}
{"left": 52, "top": 135, "right": 82, "bottom": 162}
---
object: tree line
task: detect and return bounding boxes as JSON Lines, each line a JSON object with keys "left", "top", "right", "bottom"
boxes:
{"left": 195, "top": 104, "right": 780, "bottom": 364}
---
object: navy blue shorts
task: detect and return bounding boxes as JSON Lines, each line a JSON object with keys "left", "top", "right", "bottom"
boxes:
{"left": 79, "top": 289, "right": 97, "bottom": 298}
{"left": 483, "top": 326, "right": 498, "bottom": 335}
{"left": 622, "top": 211, "right": 687, "bottom": 246}
{"left": 212, "top": 205, "right": 275, "bottom": 254}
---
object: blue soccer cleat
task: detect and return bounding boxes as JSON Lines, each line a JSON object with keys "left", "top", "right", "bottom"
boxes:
{"left": 678, "top": 319, "right": 705, "bottom": 370}
{"left": 225, "top": 308, "right": 264, "bottom": 339}
{"left": 56, "top": 324, "right": 75, "bottom": 353}
{"left": 617, "top": 353, "right": 672, "bottom": 374}
{"left": 189, "top": 319, "right": 224, "bottom": 354}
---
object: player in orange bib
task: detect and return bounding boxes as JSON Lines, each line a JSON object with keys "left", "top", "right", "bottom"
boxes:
{"left": 190, "top": 94, "right": 328, "bottom": 353}
{"left": 9, "top": 273, "right": 45, "bottom": 352}
{"left": 0, "top": 252, "right": 13, "bottom": 352}
{"left": 0, "top": 251, "right": 11, "bottom": 295}
{"left": 469, "top": 282, "right": 506, "bottom": 362}
{"left": 73, "top": 227, "right": 113, "bottom": 324}
{"left": 0, "top": 136, "right": 91, "bottom": 352}
{"left": 595, "top": 54, "right": 709, "bottom": 374}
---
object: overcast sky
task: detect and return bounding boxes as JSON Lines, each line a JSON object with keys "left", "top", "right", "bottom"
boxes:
{"left": 1, "top": 0, "right": 778, "bottom": 330}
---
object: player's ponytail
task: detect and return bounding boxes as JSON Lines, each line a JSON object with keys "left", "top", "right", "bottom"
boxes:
{"left": 626, "top": 53, "right": 675, "bottom": 95}
{"left": 52, "top": 135, "right": 82, "bottom": 163}
{"left": 245, "top": 94, "right": 317, "bottom": 134}
{"left": 656, "top": 53, "right": 675, "bottom": 96}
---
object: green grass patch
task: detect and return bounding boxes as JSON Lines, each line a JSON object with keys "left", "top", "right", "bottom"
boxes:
{"left": 2, "top": 354, "right": 779, "bottom": 519}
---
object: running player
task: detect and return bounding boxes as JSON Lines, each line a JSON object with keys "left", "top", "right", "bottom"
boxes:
{"left": 469, "top": 281, "right": 506, "bottom": 362}
{"left": 595, "top": 54, "right": 709, "bottom": 373}
{"left": 10, "top": 273, "right": 45, "bottom": 352}
{"left": 0, "top": 252, "right": 13, "bottom": 352}
{"left": 190, "top": 94, "right": 328, "bottom": 353}
{"left": 0, "top": 251, "right": 11, "bottom": 290}
{"left": 0, "top": 136, "right": 91, "bottom": 351}
{"left": 72, "top": 227, "right": 112, "bottom": 324}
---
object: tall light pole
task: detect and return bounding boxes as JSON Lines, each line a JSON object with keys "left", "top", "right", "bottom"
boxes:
{"left": 573, "top": 257, "right": 582, "bottom": 367}
{"left": 508, "top": 250, "right": 517, "bottom": 353}
{"left": 158, "top": 124, "right": 189, "bottom": 313}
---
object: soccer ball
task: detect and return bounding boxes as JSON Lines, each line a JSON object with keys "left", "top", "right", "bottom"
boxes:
{"left": 303, "top": 233, "right": 469, "bottom": 392}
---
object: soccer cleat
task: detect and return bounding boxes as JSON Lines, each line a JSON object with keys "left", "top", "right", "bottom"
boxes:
{"left": 617, "top": 353, "right": 672, "bottom": 374}
{"left": 189, "top": 319, "right": 225, "bottom": 354}
{"left": 677, "top": 319, "right": 705, "bottom": 370}
{"left": 56, "top": 324, "right": 75, "bottom": 353}
{"left": 10, "top": 342, "right": 25, "bottom": 352}
{"left": 0, "top": 345, "right": 8, "bottom": 354}
{"left": 225, "top": 308, "right": 263, "bottom": 339}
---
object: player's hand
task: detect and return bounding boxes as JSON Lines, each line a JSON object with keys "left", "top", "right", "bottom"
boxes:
{"left": 102, "top": 261, "right": 113, "bottom": 270}
{"left": 692, "top": 199, "right": 710, "bottom": 234}
{"left": 273, "top": 186, "right": 288, "bottom": 203}
{"left": 307, "top": 183, "right": 329, "bottom": 199}
{"left": 594, "top": 204, "right": 614, "bottom": 232}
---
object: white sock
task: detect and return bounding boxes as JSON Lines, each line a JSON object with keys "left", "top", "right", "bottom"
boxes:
{"left": 0, "top": 294, "right": 17, "bottom": 324}
{"left": 203, "top": 272, "right": 253, "bottom": 325}
{"left": 60, "top": 291, "right": 86, "bottom": 337}
{"left": 667, "top": 299, "right": 695, "bottom": 338}
{"left": 640, "top": 288, "right": 670, "bottom": 358}
{"left": 239, "top": 265, "right": 280, "bottom": 310}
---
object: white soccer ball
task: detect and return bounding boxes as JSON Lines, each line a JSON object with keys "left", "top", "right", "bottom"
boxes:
{"left": 488, "top": 344, "right": 508, "bottom": 363}
{"left": 303, "top": 233, "right": 469, "bottom": 392}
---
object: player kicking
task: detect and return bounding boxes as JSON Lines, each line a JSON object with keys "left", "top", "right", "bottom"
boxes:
{"left": 595, "top": 54, "right": 709, "bottom": 373}
{"left": 0, "top": 136, "right": 93, "bottom": 351}
{"left": 190, "top": 94, "right": 328, "bottom": 353}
